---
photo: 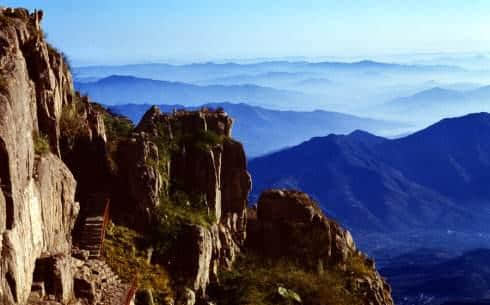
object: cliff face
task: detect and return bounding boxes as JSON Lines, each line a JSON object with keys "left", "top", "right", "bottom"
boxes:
{"left": 0, "top": 8, "right": 78, "bottom": 304}
{"left": 117, "top": 106, "right": 251, "bottom": 300}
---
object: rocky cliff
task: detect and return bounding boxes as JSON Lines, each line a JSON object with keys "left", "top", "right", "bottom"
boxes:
{"left": 115, "top": 106, "right": 251, "bottom": 301}
{"left": 246, "top": 190, "right": 394, "bottom": 305}
{"left": 0, "top": 7, "right": 393, "bottom": 305}
{"left": 0, "top": 8, "right": 78, "bottom": 305}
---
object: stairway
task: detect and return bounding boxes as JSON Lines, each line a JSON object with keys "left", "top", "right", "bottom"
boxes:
{"left": 72, "top": 258, "right": 133, "bottom": 305}
{"left": 78, "top": 216, "right": 105, "bottom": 258}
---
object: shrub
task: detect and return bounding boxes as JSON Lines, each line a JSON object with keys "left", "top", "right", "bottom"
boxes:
{"left": 103, "top": 224, "right": 174, "bottom": 305}
{"left": 103, "top": 112, "right": 133, "bottom": 141}
{"left": 152, "top": 191, "right": 215, "bottom": 256}
{"left": 347, "top": 253, "right": 371, "bottom": 276}
{"left": 60, "top": 98, "right": 85, "bottom": 149}
{"left": 210, "top": 254, "right": 364, "bottom": 305}
{"left": 32, "top": 131, "right": 50, "bottom": 155}
{"left": 176, "top": 129, "right": 224, "bottom": 151}
{"left": 103, "top": 112, "right": 134, "bottom": 173}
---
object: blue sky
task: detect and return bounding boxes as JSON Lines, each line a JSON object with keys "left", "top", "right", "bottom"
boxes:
{"left": 3, "top": 0, "right": 490, "bottom": 65}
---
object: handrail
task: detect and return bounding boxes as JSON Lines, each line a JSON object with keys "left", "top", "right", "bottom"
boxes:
{"left": 123, "top": 276, "right": 138, "bottom": 305}
{"left": 99, "top": 198, "right": 110, "bottom": 256}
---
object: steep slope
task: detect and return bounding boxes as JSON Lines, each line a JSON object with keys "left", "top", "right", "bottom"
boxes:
{"left": 250, "top": 114, "right": 490, "bottom": 234}
{"left": 0, "top": 8, "right": 79, "bottom": 304}
{"left": 379, "top": 113, "right": 490, "bottom": 203}
{"left": 108, "top": 102, "right": 408, "bottom": 157}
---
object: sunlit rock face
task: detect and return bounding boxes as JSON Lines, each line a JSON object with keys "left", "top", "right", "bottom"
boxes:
{"left": 0, "top": 8, "right": 78, "bottom": 304}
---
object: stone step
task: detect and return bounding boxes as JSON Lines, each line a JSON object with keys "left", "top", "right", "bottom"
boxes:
{"left": 78, "top": 243, "right": 100, "bottom": 248}
{"left": 79, "top": 236, "right": 102, "bottom": 241}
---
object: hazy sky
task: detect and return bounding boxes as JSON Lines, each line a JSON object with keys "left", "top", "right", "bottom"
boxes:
{"left": 3, "top": 0, "right": 490, "bottom": 65}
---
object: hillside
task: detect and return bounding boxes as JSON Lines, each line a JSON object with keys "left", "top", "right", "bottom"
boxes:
{"left": 249, "top": 113, "right": 490, "bottom": 235}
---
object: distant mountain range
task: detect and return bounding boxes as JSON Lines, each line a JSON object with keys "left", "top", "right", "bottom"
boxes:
{"left": 74, "top": 60, "right": 465, "bottom": 83}
{"left": 378, "top": 86, "right": 490, "bottom": 123}
{"left": 108, "top": 102, "right": 407, "bottom": 157}
{"left": 74, "top": 60, "right": 487, "bottom": 115}
{"left": 75, "top": 75, "right": 309, "bottom": 108}
{"left": 249, "top": 113, "right": 490, "bottom": 234}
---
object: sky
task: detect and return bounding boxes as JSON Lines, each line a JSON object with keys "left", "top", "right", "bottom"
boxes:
{"left": 3, "top": 0, "right": 490, "bottom": 66}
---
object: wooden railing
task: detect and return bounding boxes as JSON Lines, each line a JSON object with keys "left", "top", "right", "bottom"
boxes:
{"left": 99, "top": 198, "right": 110, "bottom": 256}
{"left": 123, "top": 277, "right": 138, "bottom": 305}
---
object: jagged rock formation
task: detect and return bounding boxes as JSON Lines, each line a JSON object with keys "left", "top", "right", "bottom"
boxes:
{"left": 247, "top": 189, "right": 394, "bottom": 305}
{"left": 118, "top": 106, "right": 252, "bottom": 302}
{"left": 0, "top": 8, "right": 79, "bottom": 305}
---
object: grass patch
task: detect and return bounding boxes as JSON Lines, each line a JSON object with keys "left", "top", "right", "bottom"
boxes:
{"left": 33, "top": 131, "right": 50, "bottom": 155}
{"left": 209, "top": 254, "right": 366, "bottom": 305}
{"left": 103, "top": 224, "right": 174, "bottom": 305}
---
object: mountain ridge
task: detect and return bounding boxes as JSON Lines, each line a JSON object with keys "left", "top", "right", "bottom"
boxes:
{"left": 249, "top": 112, "right": 490, "bottom": 235}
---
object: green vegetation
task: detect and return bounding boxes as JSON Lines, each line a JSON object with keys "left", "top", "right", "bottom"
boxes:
{"left": 60, "top": 93, "right": 86, "bottom": 149}
{"left": 32, "top": 131, "right": 50, "bottom": 155}
{"left": 176, "top": 129, "right": 225, "bottom": 151}
{"left": 103, "top": 224, "right": 174, "bottom": 305}
{"left": 104, "top": 112, "right": 133, "bottom": 141}
{"left": 143, "top": 119, "right": 220, "bottom": 257}
{"left": 152, "top": 190, "right": 215, "bottom": 256}
{"left": 103, "top": 111, "right": 134, "bottom": 172}
{"left": 347, "top": 253, "right": 372, "bottom": 277}
{"left": 210, "top": 254, "right": 369, "bottom": 305}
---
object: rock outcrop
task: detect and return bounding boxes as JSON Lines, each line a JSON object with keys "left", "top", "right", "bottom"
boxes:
{"left": 247, "top": 189, "right": 394, "bottom": 305}
{"left": 0, "top": 8, "right": 79, "bottom": 305}
{"left": 119, "top": 106, "right": 251, "bottom": 302}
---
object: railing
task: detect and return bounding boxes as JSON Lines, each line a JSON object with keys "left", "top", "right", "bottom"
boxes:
{"left": 99, "top": 198, "right": 111, "bottom": 256}
{"left": 123, "top": 277, "right": 138, "bottom": 305}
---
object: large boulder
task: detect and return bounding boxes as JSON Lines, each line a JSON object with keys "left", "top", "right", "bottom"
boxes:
{"left": 249, "top": 189, "right": 356, "bottom": 268}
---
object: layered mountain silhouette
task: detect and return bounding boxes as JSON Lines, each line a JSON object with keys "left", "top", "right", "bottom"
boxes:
{"left": 75, "top": 75, "right": 308, "bottom": 108}
{"left": 249, "top": 113, "right": 490, "bottom": 234}
{"left": 74, "top": 61, "right": 464, "bottom": 83}
{"left": 108, "top": 102, "right": 406, "bottom": 157}
{"left": 379, "top": 86, "right": 490, "bottom": 123}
